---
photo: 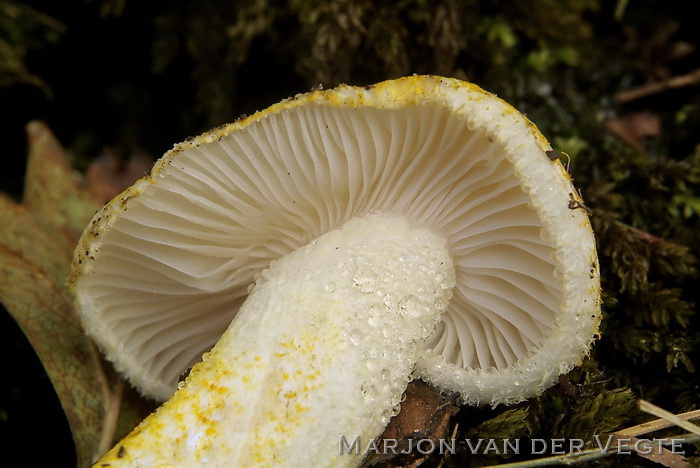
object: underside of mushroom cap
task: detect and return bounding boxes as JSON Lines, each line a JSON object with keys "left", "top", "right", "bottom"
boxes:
{"left": 70, "top": 75, "right": 601, "bottom": 404}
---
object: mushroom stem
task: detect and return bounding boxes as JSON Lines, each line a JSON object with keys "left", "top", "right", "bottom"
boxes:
{"left": 97, "top": 213, "right": 455, "bottom": 467}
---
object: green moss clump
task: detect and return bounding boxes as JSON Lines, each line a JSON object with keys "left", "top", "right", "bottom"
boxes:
{"left": 0, "top": 0, "right": 65, "bottom": 93}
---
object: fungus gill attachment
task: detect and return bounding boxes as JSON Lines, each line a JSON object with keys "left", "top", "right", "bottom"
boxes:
{"left": 70, "top": 75, "right": 600, "bottom": 466}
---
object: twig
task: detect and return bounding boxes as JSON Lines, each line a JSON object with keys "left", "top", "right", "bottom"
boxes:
{"left": 481, "top": 401, "right": 700, "bottom": 468}
{"left": 616, "top": 408, "right": 700, "bottom": 436}
{"left": 629, "top": 226, "right": 665, "bottom": 244}
{"left": 638, "top": 400, "right": 700, "bottom": 436}
{"left": 95, "top": 379, "right": 125, "bottom": 461}
{"left": 614, "top": 69, "right": 700, "bottom": 103}
{"left": 482, "top": 434, "right": 698, "bottom": 468}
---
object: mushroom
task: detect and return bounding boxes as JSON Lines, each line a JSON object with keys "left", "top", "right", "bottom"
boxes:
{"left": 70, "top": 75, "right": 600, "bottom": 466}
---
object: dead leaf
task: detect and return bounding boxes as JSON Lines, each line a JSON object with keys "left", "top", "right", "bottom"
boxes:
{"left": 23, "top": 121, "right": 101, "bottom": 238}
{"left": 364, "top": 380, "right": 459, "bottom": 467}
{"left": 610, "top": 434, "right": 689, "bottom": 468}
{"left": 87, "top": 148, "right": 153, "bottom": 204}
{"left": 604, "top": 111, "right": 661, "bottom": 151}
{"left": 0, "top": 122, "right": 155, "bottom": 465}
{"left": 0, "top": 244, "right": 108, "bottom": 465}
{"left": 0, "top": 195, "right": 73, "bottom": 291}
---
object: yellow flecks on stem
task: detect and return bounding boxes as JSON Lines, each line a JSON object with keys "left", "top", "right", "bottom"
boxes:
{"left": 238, "top": 322, "right": 339, "bottom": 465}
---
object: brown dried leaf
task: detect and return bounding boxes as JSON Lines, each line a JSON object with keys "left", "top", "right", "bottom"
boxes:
{"left": 87, "top": 148, "right": 153, "bottom": 204}
{"left": 22, "top": 121, "right": 100, "bottom": 238}
{"left": 0, "top": 122, "right": 155, "bottom": 464}
{"left": 0, "top": 195, "right": 73, "bottom": 290}
{"left": 0, "top": 243, "right": 108, "bottom": 465}
{"left": 604, "top": 111, "right": 661, "bottom": 151}
{"left": 365, "top": 380, "right": 459, "bottom": 467}
{"left": 610, "top": 434, "right": 689, "bottom": 468}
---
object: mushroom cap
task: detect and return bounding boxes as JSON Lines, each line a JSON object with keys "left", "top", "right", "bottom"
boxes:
{"left": 70, "top": 75, "right": 601, "bottom": 404}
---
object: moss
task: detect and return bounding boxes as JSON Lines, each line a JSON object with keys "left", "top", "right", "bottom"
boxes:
{"left": 0, "top": 0, "right": 65, "bottom": 93}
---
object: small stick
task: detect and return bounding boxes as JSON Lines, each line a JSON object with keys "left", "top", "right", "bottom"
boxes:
{"left": 614, "top": 69, "right": 700, "bottom": 103}
{"left": 616, "top": 408, "right": 700, "bottom": 436}
{"left": 638, "top": 400, "right": 700, "bottom": 436}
